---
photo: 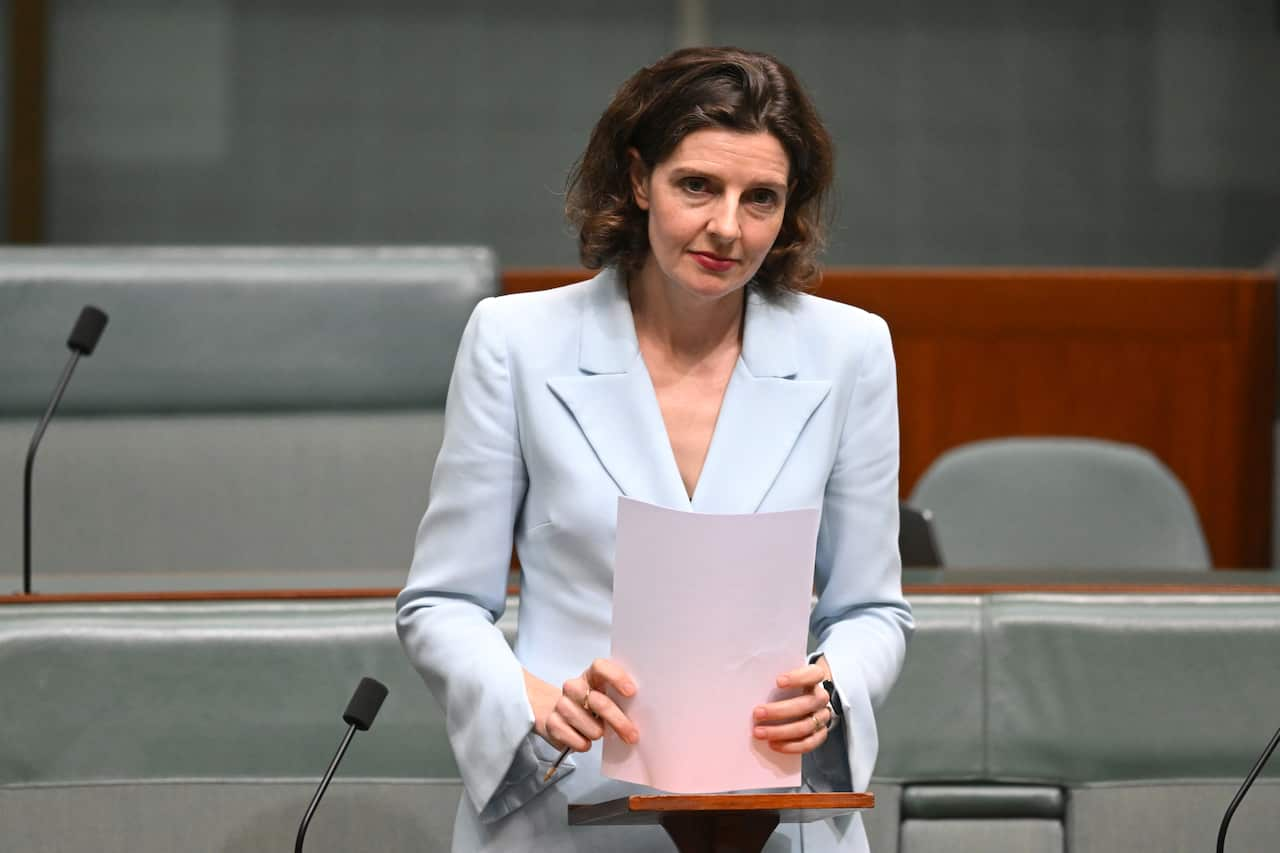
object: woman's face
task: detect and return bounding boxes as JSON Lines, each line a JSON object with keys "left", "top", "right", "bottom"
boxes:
{"left": 630, "top": 128, "right": 789, "bottom": 305}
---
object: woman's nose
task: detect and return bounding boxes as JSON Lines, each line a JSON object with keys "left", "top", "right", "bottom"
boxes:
{"left": 706, "top": 197, "right": 742, "bottom": 241}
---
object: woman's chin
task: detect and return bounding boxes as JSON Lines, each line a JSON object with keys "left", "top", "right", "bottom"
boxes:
{"left": 673, "top": 267, "right": 751, "bottom": 302}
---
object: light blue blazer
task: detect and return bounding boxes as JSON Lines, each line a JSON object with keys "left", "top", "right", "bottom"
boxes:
{"left": 396, "top": 268, "right": 913, "bottom": 852}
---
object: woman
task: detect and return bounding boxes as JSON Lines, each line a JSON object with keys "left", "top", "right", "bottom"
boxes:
{"left": 397, "top": 47, "right": 912, "bottom": 851}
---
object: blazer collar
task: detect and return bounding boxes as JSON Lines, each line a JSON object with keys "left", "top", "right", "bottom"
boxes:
{"left": 577, "top": 267, "right": 638, "bottom": 375}
{"left": 550, "top": 269, "right": 830, "bottom": 513}
{"left": 577, "top": 268, "right": 800, "bottom": 379}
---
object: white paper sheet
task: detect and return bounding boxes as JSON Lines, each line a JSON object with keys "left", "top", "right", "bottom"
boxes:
{"left": 601, "top": 496, "right": 821, "bottom": 793}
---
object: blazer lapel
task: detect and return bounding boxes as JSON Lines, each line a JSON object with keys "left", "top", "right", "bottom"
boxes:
{"left": 692, "top": 291, "right": 831, "bottom": 514}
{"left": 546, "top": 270, "right": 691, "bottom": 510}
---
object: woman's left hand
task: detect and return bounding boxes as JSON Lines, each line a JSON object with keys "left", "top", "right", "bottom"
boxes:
{"left": 751, "top": 656, "right": 834, "bottom": 754}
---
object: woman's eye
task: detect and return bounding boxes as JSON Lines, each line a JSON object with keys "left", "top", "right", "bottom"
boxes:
{"left": 749, "top": 189, "right": 779, "bottom": 207}
{"left": 681, "top": 177, "right": 709, "bottom": 194}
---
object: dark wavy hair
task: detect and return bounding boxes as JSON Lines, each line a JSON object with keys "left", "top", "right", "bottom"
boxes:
{"left": 565, "top": 47, "right": 834, "bottom": 298}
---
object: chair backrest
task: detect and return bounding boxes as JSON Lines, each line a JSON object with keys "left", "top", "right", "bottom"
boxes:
{"left": 0, "top": 246, "right": 495, "bottom": 416}
{"left": 0, "top": 598, "right": 520, "bottom": 852}
{"left": 0, "top": 247, "right": 498, "bottom": 581}
{"left": 909, "top": 437, "right": 1211, "bottom": 570}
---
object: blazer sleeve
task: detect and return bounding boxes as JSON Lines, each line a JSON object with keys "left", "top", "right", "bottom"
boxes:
{"left": 396, "top": 298, "right": 565, "bottom": 823}
{"left": 803, "top": 314, "right": 914, "bottom": 794}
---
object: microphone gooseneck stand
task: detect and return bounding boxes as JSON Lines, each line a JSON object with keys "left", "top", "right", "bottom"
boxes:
{"left": 295, "top": 724, "right": 359, "bottom": 853}
{"left": 23, "top": 306, "right": 109, "bottom": 595}
{"left": 1216, "top": 723, "right": 1280, "bottom": 853}
{"left": 295, "top": 677, "right": 388, "bottom": 853}
{"left": 24, "top": 353, "right": 83, "bottom": 595}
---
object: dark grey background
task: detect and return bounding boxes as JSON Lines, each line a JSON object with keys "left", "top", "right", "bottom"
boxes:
{"left": 0, "top": 0, "right": 1272, "bottom": 266}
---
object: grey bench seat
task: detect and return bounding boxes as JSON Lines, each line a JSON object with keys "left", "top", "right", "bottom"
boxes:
{"left": 3, "top": 591, "right": 1280, "bottom": 851}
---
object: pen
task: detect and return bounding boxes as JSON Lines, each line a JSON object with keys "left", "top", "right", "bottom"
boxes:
{"left": 543, "top": 745, "right": 573, "bottom": 782}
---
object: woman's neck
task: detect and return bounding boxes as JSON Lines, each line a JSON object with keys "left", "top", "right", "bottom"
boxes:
{"left": 628, "top": 260, "right": 745, "bottom": 366}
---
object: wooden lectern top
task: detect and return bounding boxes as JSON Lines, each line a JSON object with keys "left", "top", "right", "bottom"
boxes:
{"left": 569, "top": 792, "right": 875, "bottom": 826}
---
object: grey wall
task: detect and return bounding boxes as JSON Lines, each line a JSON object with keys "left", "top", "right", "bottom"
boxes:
{"left": 717, "top": 0, "right": 1280, "bottom": 266}
{"left": 43, "top": 0, "right": 672, "bottom": 264}
{"left": 26, "top": 0, "right": 1280, "bottom": 267}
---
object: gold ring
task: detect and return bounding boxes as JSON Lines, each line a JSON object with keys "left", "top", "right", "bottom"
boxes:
{"left": 812, "top": 713, "right": 822, "bottom": 733}
{"left": 583, "top": 689, "right": 593, "bottom": 714}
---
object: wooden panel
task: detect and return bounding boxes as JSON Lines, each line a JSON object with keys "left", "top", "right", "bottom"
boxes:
{"left": 6, "top": 0, "right": 47, "bottom": 243}
{"left": 503, "top": 268, "right": 1277, "bottom": 569}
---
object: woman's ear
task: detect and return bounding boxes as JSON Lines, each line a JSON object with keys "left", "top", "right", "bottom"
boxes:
{"left": 628, "top": 148, "right": 651, "bottom": 211}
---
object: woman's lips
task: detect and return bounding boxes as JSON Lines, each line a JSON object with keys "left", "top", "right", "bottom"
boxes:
{"left": 691, "top": 251, "right": 736, "bottom": 272}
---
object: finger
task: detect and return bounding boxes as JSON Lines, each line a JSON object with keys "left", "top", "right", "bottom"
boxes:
{"left": 776, "top": 662, "right": 827, "bottom": 690}
{"left": 545, "top": 712, "right": 592, "bottom": 752}
{"left": 562, "top": 675, "right": 592, "bottom": 704}
{"left": 561, "top": 676, "right": 607, "bottom": 722}
{"left": 555, "top": 693, "right": 605, "bottom": 741}
{"left": 754, "top": 707, "right": 831, "bottom": 743}
{"left": 754, "top": 687, "right": 828, "bottom": 723}
{"left": 768, "top": 724, "right": 830, "bottom": 754}
{"left": 585, "top": 658, "right": 638, "bottom": 697}
{"left": 581, "top": 686, "right": 640, "bottom": 744}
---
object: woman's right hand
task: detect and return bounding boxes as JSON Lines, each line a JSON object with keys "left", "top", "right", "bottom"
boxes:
{"left": 525, "top": 659, "right": 640, "bottom": 752}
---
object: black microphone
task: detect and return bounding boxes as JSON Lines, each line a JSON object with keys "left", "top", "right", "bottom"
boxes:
{"left": 295, "top": 677, "right": 389, "bottom": 853}
{"left": 1216, "top": 723, "right": 1280, "bottom": 853}
{"left": 67, "top": 307, "right": 109, "bottom": 355}
{"left": 23, "top": 306, "right": 109, "bottom": 595}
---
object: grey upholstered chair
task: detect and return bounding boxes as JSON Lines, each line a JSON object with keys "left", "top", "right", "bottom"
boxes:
{"left": 0, "top": 246, "right": 497, "bottom": 589}
{"left": 909, "top": 437, "right": 1211, "bottom": 570}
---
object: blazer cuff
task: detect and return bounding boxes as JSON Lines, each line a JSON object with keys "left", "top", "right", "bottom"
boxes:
{"left": 476, "top": 731, "right": 578, "bottom": 823}
{"left": 804, "top": 650, "right": 855, "bottom": 792}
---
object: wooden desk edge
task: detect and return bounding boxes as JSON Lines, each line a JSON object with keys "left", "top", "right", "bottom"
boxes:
{"left": 5, "top": 583, "right": 1280, "bottom": 605}
{"left": 569, "top": 792, "right": 874, "bottom": 826}
{"left": 0, "top": 587, "right": 398, "bottom": 604}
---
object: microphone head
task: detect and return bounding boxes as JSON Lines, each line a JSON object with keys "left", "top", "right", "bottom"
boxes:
{"left": 342, "top": 677, "right": 388, "bottom": 731}
{"left": 67, "top": 306, "right": 109, "bottom": 355}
